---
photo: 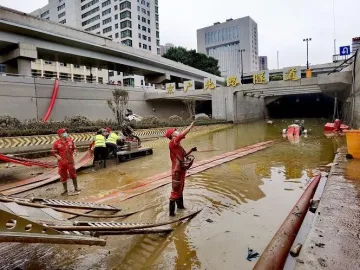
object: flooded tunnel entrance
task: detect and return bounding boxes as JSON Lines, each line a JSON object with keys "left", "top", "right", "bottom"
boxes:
{"left": 266, "top": 94, "right": 340, "bottom": 119}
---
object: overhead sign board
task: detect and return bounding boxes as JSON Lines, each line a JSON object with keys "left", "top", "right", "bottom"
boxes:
{"left": 339, "top": 45, "right": 351, "bottom": 56}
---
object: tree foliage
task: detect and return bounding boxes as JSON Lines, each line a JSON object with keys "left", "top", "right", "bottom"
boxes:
{"left": 163, "top": 47, "right": 221, "bottom": 76}
{"left": 107, "top": 88, "right": 129, "bottom": 125}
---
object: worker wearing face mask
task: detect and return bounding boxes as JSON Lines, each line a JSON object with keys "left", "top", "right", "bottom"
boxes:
{"left": 52, "top": 128, "right": 80, "bottom": 195}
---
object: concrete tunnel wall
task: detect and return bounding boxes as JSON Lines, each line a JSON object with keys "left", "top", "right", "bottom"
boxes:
{"left": 0, "top": 76, "right": 189, "bottom": 121}
{"left": 353, "top": 52, "right": 360, "bottom": 128}
{"left": 212, "top": 87, "right": 266, "bottom": 123}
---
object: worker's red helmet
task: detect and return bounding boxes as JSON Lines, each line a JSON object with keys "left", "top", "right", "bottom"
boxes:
{"left": 106, "top": 127, "right": 111, "bottom": 132}
{"left": 57, "top": 128, "right": 66, "bottom": 135}
{"left": 165, "top": 128, "right": 177, "bottom": 139}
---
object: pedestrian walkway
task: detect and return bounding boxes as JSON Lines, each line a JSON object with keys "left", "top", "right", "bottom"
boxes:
{"left": 295, "top": 147, "right": 360, "bottom": 270}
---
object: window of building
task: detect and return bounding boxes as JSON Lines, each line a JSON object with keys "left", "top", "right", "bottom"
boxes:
{"left": 120, "top": 20, "right": 132, "bottom": 29}
{"left": 141, "top": 0, "right": 145, "bottom": 4}
{"left": 82, "top": 15, "right": 100, "bottom": 26}
{"left": 138, "top": 33, "right": 141, "bottom": 38}
{"left": 141, "top": 8, "right": 146, "bottom": 14}
{"left": 138, "top": 15, "right": 140, "bottom": 20}
{"left": 148, "top": 28, "right": 150, "bottom": 33}
{"left": 121, "top": 29, "right": 132, "bottom": 38}
{"left": 41, "top": 10, "right": 49, "bottom": 18}
{"left": 142, "top": 17, "right": 146, "bottom": 22}
{"left": 82, "top": 7, "right": 99, "bottom": 19}
{"left": 138, "top": 24, "right": 140, "bottom": 29}
{"left": 148, "top": 37, "right": 151, "bottom": 41}
{"left": 102, "top": 8, "right": 111, "bottom": 16}
{"left": 114, "top": 5, "right": 118, "bottom": 10}
{"left": 139, "top": 42, "right": 142, "bottom": 48}
{"left": 115, "top": 33, "right": 119, "bottom": 38}
{"left": 149, "top": 45, "right": 151, "bottom": 51}
{"left": 108, "top": 35, "right": 112, "bottom": 38}
{"left": 44, "top": 61, "right": 53, "bottom": 65}
{"left": 147, "top": 11, "right": 150, "bottom": 16}
{"left": 74, "top": 65, "right": 80, "bottom": 68}
{"left": 109, "top": 71, "right": 114, "bottom": 76}
{"left": 137, "top": 6, "right": 140, "bottom": 11}
{"left": 156, "top": 22, "right": 159, "bottom": 30}
{"left": 115, "top": 23, "right": 118, "bottom": 29}
{"left": 59, "top": 19, "right": 66, "bottom": 24}
{"left": 142, "top": 35, "right": 146, "bottom": 40}
{"left": 147, "top": 2, "right": 150, "bottom": 7}
{"left": 155, "top": 6, "right": 158, "bottom": 13}
{"left": 143, "top": 44, "right": 147, "bottom": 49}
{"left": 156, "top": 39, "right": 160, "bottom": 46}
{"left": 98, "top": 77, "right": 103, "bottom": 84}
{"left": 103, "top": 17, "right": 111, "bottom": 25}
{"left": 81, "top": 0, "right": 99, "bottom": 11}
{"left": 141, "top": 80, "right": 144, "bottom": 85}
{"left": 57, "top": 3, "right": 65, "bottom": 11}
{"left": 156, "top": 31, "right": 159, "bottom": 38}
{"left": 120, "top": 1, "right": 131, "bottom": 10}
{"left": 115, "top": 14, "right": 118, "bottom": 20}
{"left": 58, "top": 12, "right": 66, "bottom": 18}
{"left": 157, "top": 48, "right": 160, "bottom": 55}
{"left": 155, "top": 0, "right": 158, "bottom": 5}
{"left": 148, "top": 19, "right": 150, "bottom": 24}
{"left": 103, "top": 26, "right": 112, "bottom": 34}
{"left": 120, "top": 10, "right": 131, "bottom": 19}
{"left": 142, "top": 26, "right": 146, "bottom": 31}
{"left": 123, "top": 78, "right": 134, "bottom": 86}
{"left": 122, "top": 39, "right": 133, "bottom": 47}
{"left": 102, "top": 0, "right": 111, "bottom": 8}
{"left": 155, "top": 14, "right": 159, "bottom": 22}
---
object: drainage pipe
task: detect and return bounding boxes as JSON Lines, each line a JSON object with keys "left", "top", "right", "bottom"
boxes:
{"left": 254, "top": 174, "right": 321, "bottom": 270}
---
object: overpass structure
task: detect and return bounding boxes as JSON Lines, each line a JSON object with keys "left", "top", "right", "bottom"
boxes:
{"left": 0, "top": 7, "right": 223, "bottom": 86}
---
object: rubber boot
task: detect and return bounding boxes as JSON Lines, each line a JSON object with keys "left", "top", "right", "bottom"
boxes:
{"left": 103, "top": 159, "right": 107, "bottom": 168}
{"left": 72, "top": 178, "right": 81, "bottom": 192}
{"left": 61, "top": 182, "right": 68, "bottom": 196}
{"left": 169, "top": 200, "right": 176, "bottom": 217}
{"left": 176, "top": 197, "right": 186, "bottom": 210}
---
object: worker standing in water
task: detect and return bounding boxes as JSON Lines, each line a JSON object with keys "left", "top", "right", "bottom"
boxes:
{"left": 105, "top": 127, "right": 119, "bottom": 158}
{"left": 52, "top": 128, "right": 80, "bottom": 195}
{"left": 165, "top": 121, "right": 197, "bottom": 216}
{"left": 91, "top": 129, "right": 108, "bottom": 169}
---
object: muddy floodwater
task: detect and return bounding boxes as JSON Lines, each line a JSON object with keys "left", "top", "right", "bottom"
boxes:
{"left": 0, "top": 119, "right": 344, "bottom": 270}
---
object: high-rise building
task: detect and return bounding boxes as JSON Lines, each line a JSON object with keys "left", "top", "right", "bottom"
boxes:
{"left": 352, "top": 37, "right": 360, "bottom": 54}
{"left": 160, "top": 43, "right": 174, "bottom": 56}
{"left": 30, "top": 0, "right": 160, "bottom": 86}
{"left": 258, "top": 56, "right": 268, "bottom": 70}
{"left": 31, "top": 0, "right": 160, "bottom": 54}
{"left": 197, "top": 17, "right": 259, "bottom": 77}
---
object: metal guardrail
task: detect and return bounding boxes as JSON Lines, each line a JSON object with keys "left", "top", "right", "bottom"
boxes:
{"left": 328, "top": 50, "right": 358, "bottom": 75}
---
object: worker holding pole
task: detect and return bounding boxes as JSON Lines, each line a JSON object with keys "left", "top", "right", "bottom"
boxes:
{"left": 165, "top": 121, "right": 197, "bottom": 216}
{"left": 52, "top": 128, "right": 80, "bottom": 195}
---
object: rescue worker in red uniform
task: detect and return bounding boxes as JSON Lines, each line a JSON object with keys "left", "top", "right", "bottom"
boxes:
{"left": 53, "top": 128, "right": 80, "bottom": 195}
{"left": 165, "top": 121, "right": 197, "bottom": 216}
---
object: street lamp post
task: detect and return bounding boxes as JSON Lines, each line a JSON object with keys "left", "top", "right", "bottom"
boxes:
{"left": 303, "top": 38, "right": 312, "bottom": 70}
{"left": 239, "top": 49, "right": 245, "bottom": 83}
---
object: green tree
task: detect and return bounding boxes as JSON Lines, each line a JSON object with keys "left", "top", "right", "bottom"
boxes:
{"left": 107, "top": 88, "right": 129, "bottom": 125}
{"left": 163, "top": 47, "right": 221, "bottom": 76}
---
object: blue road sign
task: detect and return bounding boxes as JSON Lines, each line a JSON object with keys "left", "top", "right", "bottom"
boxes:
{"left": 340, "top": 46, "right": 351, "bottom": 56}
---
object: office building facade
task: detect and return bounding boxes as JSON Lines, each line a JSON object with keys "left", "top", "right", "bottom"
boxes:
{"left": 31, "top": 0, "right": 160, "bottom": 86}
{"left": 259, "top": 56, "right": 268, "bottom": 70}
{"left": 197, "top": 17, "right": 258, "bottom": 77}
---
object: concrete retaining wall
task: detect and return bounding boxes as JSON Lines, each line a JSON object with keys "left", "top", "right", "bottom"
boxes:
{"left": 0, "top": 76, "right": 188, "bottom": 121}
{"left": 353, "top": 52, "right": 360, "bottom": 128}
{"left": 212, "top": 87, "right": 265, "bottom": 123}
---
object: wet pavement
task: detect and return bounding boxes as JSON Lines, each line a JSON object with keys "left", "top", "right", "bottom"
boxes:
{"left": 294, "top": 148, "right": 360, "bottom": 270}
{"left": 0, "top": 119, "right": 343, "bottom": 270}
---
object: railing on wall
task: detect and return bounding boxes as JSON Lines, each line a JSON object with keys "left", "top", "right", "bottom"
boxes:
{"left": 328, "top": 52, "right": 357, "bottom": 75}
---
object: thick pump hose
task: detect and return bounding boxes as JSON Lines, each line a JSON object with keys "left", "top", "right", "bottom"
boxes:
{"left": 42, "top": 79, "right": 59, "bottom": 122}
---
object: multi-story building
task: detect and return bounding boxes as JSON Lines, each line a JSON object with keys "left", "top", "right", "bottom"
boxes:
{"left": 259, "top": 56, "right": 268, "bottom": 70}
{"left": 197, "top": 17, "right": 259, "bottom": 77}
{"left": 30, "top": 0, "right": 160, "bottom": 85}
{"left": 160, "top": 43, "right": 174, "bottom": 56}
{"left": 352, "top": 37, "right": 360, "bottom": 54}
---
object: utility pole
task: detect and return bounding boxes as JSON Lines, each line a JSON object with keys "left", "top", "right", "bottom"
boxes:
{"left": 239, "top": 49, "right": 245, "bottom": 83}
{"left": 303, "top": 38, "right": 312, "bottom": 70}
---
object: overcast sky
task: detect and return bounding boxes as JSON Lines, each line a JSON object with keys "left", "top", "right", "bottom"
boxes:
{"left": 1, "top": 0, "right": 359, "bottom": 69}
